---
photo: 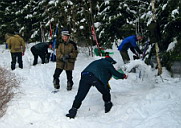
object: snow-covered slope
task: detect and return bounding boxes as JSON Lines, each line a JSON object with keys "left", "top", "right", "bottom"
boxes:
{"left": 0, "top": 43, "right": 181, "bottom": 128}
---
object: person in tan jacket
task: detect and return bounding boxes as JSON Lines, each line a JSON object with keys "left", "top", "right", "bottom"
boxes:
{"left": 5, "top": 33, "right": 26, "bottom": 70}
{"left": 53, "top": 29, "right": 78, "bottom": 91}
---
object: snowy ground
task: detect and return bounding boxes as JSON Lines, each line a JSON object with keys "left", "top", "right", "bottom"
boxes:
{"left": 0, "top": 43, "right": 181, "bottom": 128}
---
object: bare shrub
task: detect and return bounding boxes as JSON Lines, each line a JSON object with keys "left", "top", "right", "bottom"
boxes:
{"left": 0, "top": 67, "right": 19, "bottom": 117}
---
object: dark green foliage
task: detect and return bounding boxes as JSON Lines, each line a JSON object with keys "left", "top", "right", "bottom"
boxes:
{"left": 156, "top": 0, "right": 181, "bottom": 52}
{"left": 0, "top": 0, "right": 180, "bottom": 68}
{"left": 162, "top": 37, "right": 181, "bottom": 72}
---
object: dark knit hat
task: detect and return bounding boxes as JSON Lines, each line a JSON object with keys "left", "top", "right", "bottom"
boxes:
{"left": 61, "top": 28, "right": 70, "bottom": 36}
{"left": 105, "top": 57, "right": 117, "bottom": 64}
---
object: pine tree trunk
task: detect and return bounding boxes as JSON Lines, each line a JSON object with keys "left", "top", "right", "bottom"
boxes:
{"left": 151, "top": 0, "right": 162, "bottom": 75}
{"left": 155, "top": 43, "right": 162, "bottom": 75}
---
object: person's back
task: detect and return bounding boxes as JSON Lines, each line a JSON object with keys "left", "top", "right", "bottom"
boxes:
{"left": 118, "top": 35, "right": 137, "bottom": 51}
{"left": 31, "top": 42, "right": 50, "bottom": 65}
{"left": 33, "top": 42, "right": 49, "bottom": 52}
{"left": 8, "top": 35, "right": 25, "bottom": 53}
{"left": 83, "top": 59, "right": 112, "bottom": 85}
{"left": 6, "top": 34, "right": 25, "bottom": 70}
{"left": 83, "top": 57, "right": 124, "bottom": 86}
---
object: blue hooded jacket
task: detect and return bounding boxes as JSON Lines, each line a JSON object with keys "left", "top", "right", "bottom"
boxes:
{"left": 118, "top": 35, "right": 142, "bottom": 54}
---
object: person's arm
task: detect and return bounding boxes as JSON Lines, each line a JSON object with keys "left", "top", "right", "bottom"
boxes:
{"left": 109, "top": 64, "right": 127, "bottom": 79}
{"left": 44, "top": 43, "right": 49, "bottom": 54}
{"left": 130, "top": 39, "right": 142, "bottom": 54}
{"left": 69, "top": 41, "right": 78, "bottom": 59}
{"left": 130, "top": 47, "right": 136, "bottom": 54}
{"left": 7, "top": 38, "right": 11, "bottom": 49}
{"left": 21, "top": 38, "right": 26, "bottom": 53}
{"left": 135, "top": 46, "right": 143, "bottom": 54}
{"left": 45, "top": 48, "right": 48, "bottom": 54}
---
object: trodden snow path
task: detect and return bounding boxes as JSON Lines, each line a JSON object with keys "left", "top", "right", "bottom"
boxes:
{"left": 0, "top": 43, "right": 181, "bottom": 128}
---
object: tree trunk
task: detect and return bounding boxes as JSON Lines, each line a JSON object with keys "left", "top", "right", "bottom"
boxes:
{"left": 151, "top": 0, "right": 162, "bottom": 75}
{"left": 155, "top": 43, "right": 162, "bottom": 75}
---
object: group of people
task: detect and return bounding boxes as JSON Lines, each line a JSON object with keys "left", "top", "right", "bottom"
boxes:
{"left": 65, "top": 34, "right": 143, "bottom": 118}
{"left": 5, "top": 33, "right": 51, "bottom": 69}
{"left": 5, "top": 29, "right": 143, "bottom": 119}
{"left": 5, "top": 30, "right": 78, "bottom": 92}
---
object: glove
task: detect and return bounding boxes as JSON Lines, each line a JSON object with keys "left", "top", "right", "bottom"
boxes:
{"left": 123, "top": 74, "right": 128, "bottom": 79}
{"left": 64, "top": 54, "right": 70, "bottom": 59}
{"left": 133, "top": 53, "right": 140, "bottom": 60}
{"left": 22, "top": 52, "right": 24, "bottom": 56}
{"left": 62, "top": 54, "right": 70, "bottom": 62}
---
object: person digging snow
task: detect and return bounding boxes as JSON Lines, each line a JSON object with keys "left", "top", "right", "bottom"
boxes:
{"left": 118, "top": 34, "right": 143, "bottom": 64}
{"left": 66, "top": 56, "right": 128, "bottom": 119}
{"left": 30, "top": 42, "right": 52, "bottom": 65}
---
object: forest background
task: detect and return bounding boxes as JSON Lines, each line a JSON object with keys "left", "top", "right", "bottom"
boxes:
{"left": 0, "top": 0, "right": 181, "bottom": 72}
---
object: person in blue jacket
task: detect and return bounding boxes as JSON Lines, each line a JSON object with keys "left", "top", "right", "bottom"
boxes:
{"left": 118, "top": 35, "right": 143, "bottom": 64}
{"left": 66, "top": 56, "right": 128, "bottom": 119}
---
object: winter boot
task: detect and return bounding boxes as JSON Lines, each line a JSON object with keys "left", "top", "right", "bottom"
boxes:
{"left": 67, "top": 81, "right": 73, "bottom": 91}
{"left": 33, "top": 59, "right": 37, "bottom": 66}
{"left": 19, "top": 63, "right": 23, "bottom": 69}
{"left": 11, "top": 63, "right": 16, "bottom": 70}
{"left": 33, "top": 61, "right": 37, "bottom": 66}
{"left": 105, "top": 101, "right": 113, "bottom": 113}
{"left": 53, "top": 79, "right": 60, "bottom": 89}
{"left": 66, "top": 107, "right": 77, "bottom": 119}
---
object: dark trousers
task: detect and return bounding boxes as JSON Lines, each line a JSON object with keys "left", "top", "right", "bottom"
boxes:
{"left": 11, "top": 52, "right": 23, "bottom": 70}
{"left": 120, "top": 51, "right": 130, "bottom": 64}
{"left": 72, "top": 72, "right": 111, "bottom": 109}
{"left": 53, "top": 68, "right": 73, "bottom": 85}
{"left": 31, "top": 47, "right": 46, "bottom": 65}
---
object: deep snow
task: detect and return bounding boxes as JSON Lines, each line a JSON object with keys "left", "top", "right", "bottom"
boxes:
{"left": 0, "top": 43, "right": 181, "bottom": 128}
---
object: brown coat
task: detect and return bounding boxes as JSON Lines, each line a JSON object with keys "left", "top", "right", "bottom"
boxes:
{"left": 6, "top": 35, "right": 26, "bottom": 53}
{"left": 56, "top": 40, "right": 78, "bottom": 70}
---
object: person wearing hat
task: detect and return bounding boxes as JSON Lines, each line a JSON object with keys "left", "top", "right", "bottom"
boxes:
{"left": 30, "top": 42, "right": 52, "bottom": 65}
{"left": 66, "top": 56, "right": 128, "bottom": 119}
{"left": 118, "top": 35, "right": 143, "bottom": 64}
{"left": 5, "top": 33, "right": 26, "bottom": 70}
{"left": 53, "top": 29, "right": 78, "bottom": 91}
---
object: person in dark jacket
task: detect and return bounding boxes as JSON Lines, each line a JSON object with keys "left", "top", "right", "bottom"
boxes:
{"left": 53, "top": 29, "right": 78, "bottom": 91}
{"left": 118, "top": 35, "right": 143, "bottom": 64}
{"left": 31, "top": 42, "right": 51, "bottom": 65}
{"left": 66, "top": 56, "right": 127, "bottom": 119}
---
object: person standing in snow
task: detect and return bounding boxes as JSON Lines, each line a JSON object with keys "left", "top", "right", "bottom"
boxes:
{"left": 5, "top": 33, "right": 26, "bottom": 70}
{"left": 118, "top": 34, "right": 143, "bottom": 64}
{"left": 66, "top": 56, "right": 128, "bottom": 119}
{"left": 31, "top": 42, "right": 52, "bottom": 65}
{"left": 53, "top": 28, "right": 78, "bottom": 91}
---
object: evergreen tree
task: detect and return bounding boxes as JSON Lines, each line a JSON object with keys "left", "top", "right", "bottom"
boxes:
{"left": 96, "top": 0, "right": 149, "bottom": 48}
{"left": 0, "top": 0, "right": 180, "bottom": 67}
{"left": 0, "top": 0, "right": 17, "bottom": 42}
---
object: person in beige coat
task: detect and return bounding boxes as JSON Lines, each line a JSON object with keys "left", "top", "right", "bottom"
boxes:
{"left": 53, "top": 29, "right": 78, "bottom": 91}
{"left": 5, "top": 33, "right": 26, "bottom": 70}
